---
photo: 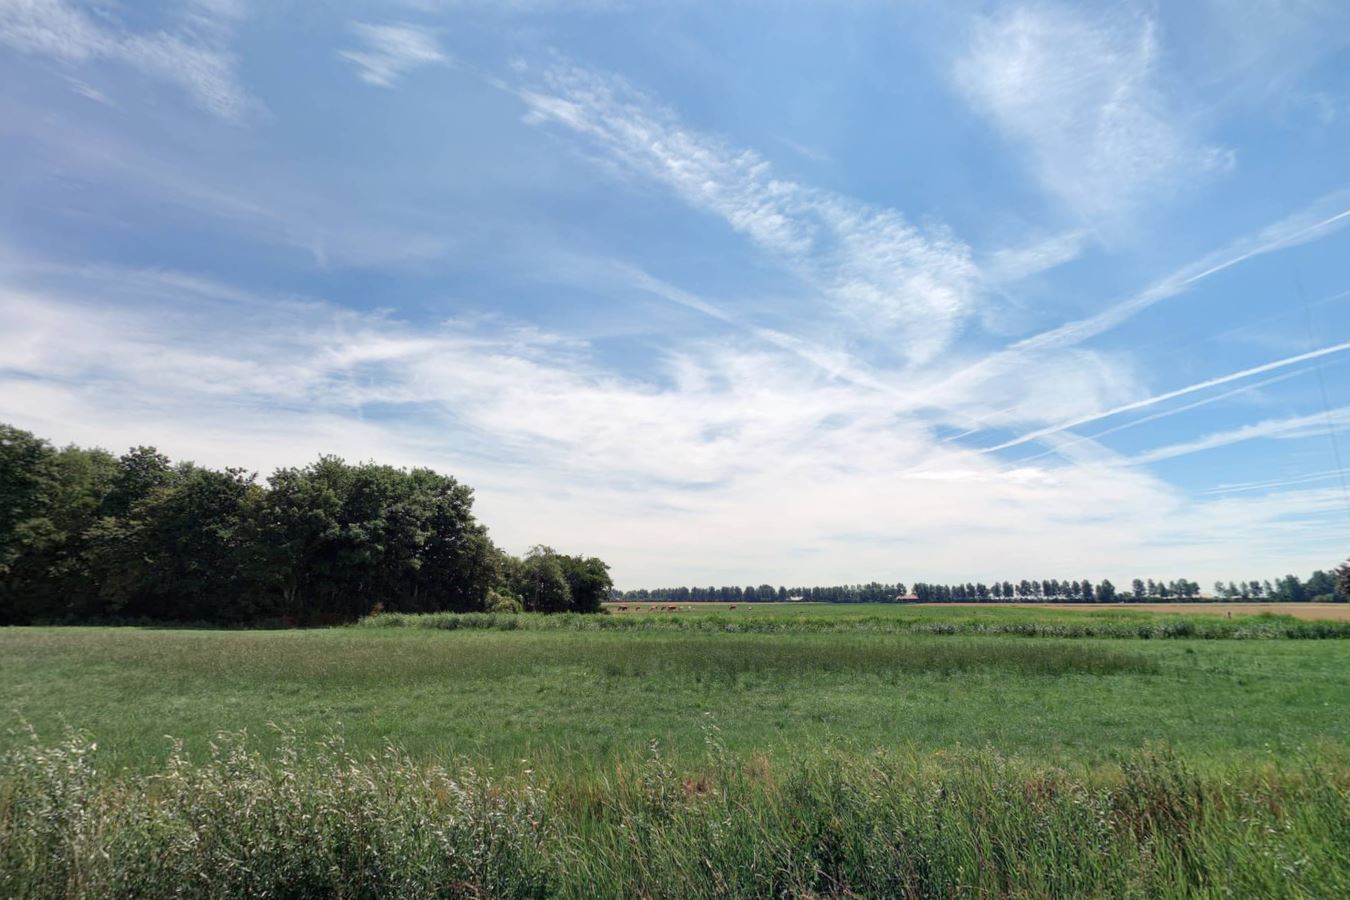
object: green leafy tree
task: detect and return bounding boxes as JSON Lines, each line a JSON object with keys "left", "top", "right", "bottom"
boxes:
{"left": 516, "top": 545, "right": 571, "bottom": 613}
{"left": 559, "top": 555, "right": 613, "bottom": 613}
{"left": 0, "top": 426, "right": 61, "bottom": 622}
{"left": 1274, "top": 574, "right": 1305, "bottom": 603}
{"left": 126, "top": 466, "right": 262, "bottom": 622}
{"left": 103, "top": 446, "right": 172, "bottom": 518}
{"left": 0, "top": 423, "right": 612, "bottom": 623}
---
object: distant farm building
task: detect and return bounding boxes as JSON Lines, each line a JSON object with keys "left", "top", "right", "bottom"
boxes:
{"left": 895, "top": 593, "right": 920, "bottom": 602}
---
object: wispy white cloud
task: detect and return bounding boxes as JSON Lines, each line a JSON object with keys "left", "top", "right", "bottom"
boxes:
{"left": 399, "top": 0, "right": 627, "bottom": 11}
{"left": 0, "top": 0, "right": 250, "bottom": 119}
{"left": 340, "top": 22, "right": 446, "bottom": 87}
{"left": 1189, "top": 0, "right": 1350, "bottom": 104}
{"left": 514, "top": 62, "right": 978, "bottom": 365}
{"left": 62, "top": 74, "right": 112, "bottom": 105}
{"left": 503, "top": 61, "right": 1165, "bottom": 444}
{"left": 1132, "top": 405, "right": 1350, "bottom": 465}
{"left": 0, "top": 94, "right": 458, "bottom": 269}
{"left": 616, "top": 264, "right": 890, "bottom": 392}
{"left": 5, "top": 260, "right": 1343, "bottom": 584}
{"left": 982, "top": 228, "right": 1089, "bottom": 284}
{"left": 955, "top": 3, "right": 1230, "bottom": 221}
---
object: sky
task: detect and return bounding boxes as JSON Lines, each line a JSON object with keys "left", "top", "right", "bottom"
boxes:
{"left": 2, "top": 0, "right": 1349, "bottom": 589}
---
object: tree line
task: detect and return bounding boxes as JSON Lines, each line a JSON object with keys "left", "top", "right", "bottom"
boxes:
{"left": 626, "top": 570, "right": 1349, "bottom": 605}
{"left": 623, "top": 583, "right": 906, "bottom": 604}
{"left": 0, "top": 424, "right": 612, "bottom": 625}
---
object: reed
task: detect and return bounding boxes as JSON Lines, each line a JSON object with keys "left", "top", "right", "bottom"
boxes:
{"left": 3, "top": 730, "right": 1347, "bottom": 898}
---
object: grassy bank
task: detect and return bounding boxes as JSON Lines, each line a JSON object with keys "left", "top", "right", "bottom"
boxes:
{"left": 4, "top": 730, "right": 1347, "bottom": 898}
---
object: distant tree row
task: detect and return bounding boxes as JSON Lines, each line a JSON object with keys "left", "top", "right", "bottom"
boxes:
{"left": 626, "top": 571, "right": 1349, "bottom": 605}
{"left": 0, "top": 424, "right": 611, "bottom": 624}
{"left": 1209, "top": 574, "right": 1346, "bottom": 603}
{"left": 912, "top": 573, "right": 1347, "bottom": 603}
{"left": 623, "top": 582, "right": 908, "bottom": 604}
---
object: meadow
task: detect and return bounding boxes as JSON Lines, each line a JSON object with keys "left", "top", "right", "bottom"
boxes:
{"left": 3, "top": 604, "right": 1350, "bottom": 896}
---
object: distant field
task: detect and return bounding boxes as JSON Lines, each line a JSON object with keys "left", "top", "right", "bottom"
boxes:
{"left": 608, "top": 600, "right": 1350, "bottom": 620}
{"left": 3, "top": 611, "right": 1349, "bottom": 773}
{"left": 924, "top": 601, "right": 1350, "bottom": 620}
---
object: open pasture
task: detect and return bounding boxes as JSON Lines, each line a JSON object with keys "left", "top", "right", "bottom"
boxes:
{"left": 3, "top": 607, "right": 1348, "bottom": 774}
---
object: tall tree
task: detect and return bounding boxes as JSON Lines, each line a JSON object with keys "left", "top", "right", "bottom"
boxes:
{"left": 516, "top": 545, "right": 571, "bottom": 613}
{"left": 558, "top": 554, "right": 613, "bottom": 613}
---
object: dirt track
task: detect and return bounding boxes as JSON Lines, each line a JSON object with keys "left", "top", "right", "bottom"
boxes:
{"left": 930, "top": 602, "right": 1350, "bottom": 621}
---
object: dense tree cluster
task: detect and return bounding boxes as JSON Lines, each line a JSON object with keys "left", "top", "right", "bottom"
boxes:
{"left": 0, "top": 424, "right": 611, "bottom": 624}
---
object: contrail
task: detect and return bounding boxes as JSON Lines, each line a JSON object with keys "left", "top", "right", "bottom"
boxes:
{"left": 1012, "top": 203, "right": 1350, "bottom": 354}
{"left": 928, "top": 195, "right": 1350, "bottom": 424}
{"left": 1015, "top": 367, "right": 1312, "bottom": 464}
{"left": 983, "top": 339, "right": 1350, "bottom": 453}
{"left": 1199, "top": 470, "right": 1348, "bottom": 496}
{"left": 1132, "top": 404, "right": 1350, "bottom": 465}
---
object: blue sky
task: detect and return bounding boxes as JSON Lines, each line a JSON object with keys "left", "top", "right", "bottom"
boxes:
{"left": 2, "top": 0, "right": 1349, "bottom": 588}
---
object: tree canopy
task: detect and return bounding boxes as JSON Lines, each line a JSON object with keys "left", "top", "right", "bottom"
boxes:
{"left": 0, "top": 424, "right": 611, "bottom": 624}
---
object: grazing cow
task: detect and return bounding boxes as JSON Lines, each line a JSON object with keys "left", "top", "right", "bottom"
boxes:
{"left": 729, "top": 604, "right": 737, "bottom": 610}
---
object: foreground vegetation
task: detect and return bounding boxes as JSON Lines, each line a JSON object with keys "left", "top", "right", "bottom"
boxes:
{"left": 4, "top": 730, "right": 1347, "bottom": 898}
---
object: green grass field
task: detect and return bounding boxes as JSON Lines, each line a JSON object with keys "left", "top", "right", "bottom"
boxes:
{"left": 3, "top": 607, "right": 1349, "bottom": 772}
{"left": 4, "top": 605, "right": 1350, "bottom": 896}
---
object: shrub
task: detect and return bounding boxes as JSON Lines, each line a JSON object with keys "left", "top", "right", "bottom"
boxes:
{"left": 487, "top": 588, "right": 524, "bottom": 614}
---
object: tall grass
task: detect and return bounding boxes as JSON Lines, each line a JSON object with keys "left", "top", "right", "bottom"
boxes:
{"left": 4, "top": 729, "right": 1348, "bottom": 898}
{"left": 358, "top": 609, "right": 1350, "bottom": 639}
